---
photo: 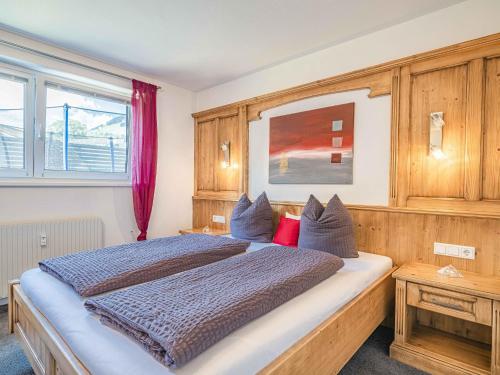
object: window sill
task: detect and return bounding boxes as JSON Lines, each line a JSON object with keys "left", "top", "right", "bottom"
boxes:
{"left": 0, "top": 178, "right": 132, "bottom": 188}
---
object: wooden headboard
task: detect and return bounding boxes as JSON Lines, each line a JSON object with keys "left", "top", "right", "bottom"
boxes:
{"left": 191, "top": 33, "right": 500, "bottom": 277}
{"left": 193, "top": 197, "right": 499, "bottom": 276}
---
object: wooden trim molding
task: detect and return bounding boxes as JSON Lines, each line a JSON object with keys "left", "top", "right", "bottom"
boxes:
{"left": 389, "top": 67, "right": 401, "bottom": 206}
{"left": 192, "top": 33, "right": 500, "bottom": 119}
{"left": 246, "top": 70, "right": 392, "bottom": 121}
{"left": 406, "top": 197, "right": 500, "bottom": 217}
{"left": 193, "top": 195, "right": 500, "bottom": 219}
{"left": 238, "top": 105, "right": 249, "bottom": 195}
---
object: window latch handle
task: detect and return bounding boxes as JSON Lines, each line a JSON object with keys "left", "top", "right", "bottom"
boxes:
{"left": 35, "top": 125, "right": 43, "bottom": 140}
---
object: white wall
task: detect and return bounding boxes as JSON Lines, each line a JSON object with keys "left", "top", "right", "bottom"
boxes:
{"left": 196, "top": 0, "right": 500, "bottom": 110}
{"left": 250, "top": 90, "right": 391, "bottom": 204}
{"left": 0, "top": 30, "right": 194, "bottom": 246}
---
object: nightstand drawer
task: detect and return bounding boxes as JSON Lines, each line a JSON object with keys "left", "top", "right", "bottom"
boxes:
{"left": 407, "top": 282, "right": 492, "bottom": 326}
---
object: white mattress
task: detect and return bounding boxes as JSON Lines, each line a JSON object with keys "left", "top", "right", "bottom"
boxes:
{"left": 20, "top": 244, "right": 392, "bottom": 375}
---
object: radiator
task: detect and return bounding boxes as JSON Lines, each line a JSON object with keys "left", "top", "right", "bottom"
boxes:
{"left": 0, "top": 217, "right": 103, "bottom": 299}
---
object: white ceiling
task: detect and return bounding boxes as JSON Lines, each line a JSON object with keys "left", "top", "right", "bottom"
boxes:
{"left": 0, "top": 0, "right": 464, "bottom": 91}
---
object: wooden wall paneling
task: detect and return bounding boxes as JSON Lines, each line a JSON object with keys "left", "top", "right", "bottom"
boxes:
{"left": 192, "top": 198, "right": 235, "bottom": 231}
{"left": 464, "top": 58, "right": 485, "bottom": 201}
{"left": 194, "top": 106, "right": 239, "bottom": 124}
{"left": 193, "top": 34, "right": 500, "bottom": 216}
{"left": 350, "top": 209, "right": 389, "bottom": 256}
{"left": 216, "top": 115, "right": 240, "bottom": 194}
{"left": 196, "top": 119, "right": 216, "bottom": 193}
{"left": 214, "top": 117, "right": 220, "bottom": 192}
{"left": 409, "top": 64, "right": 468, "bottom": 199}
{"left": 193, "top": 117, "right": 199, "bottom": 195}
{"left": 408, "top": 40, "right": 500, "bottom": 76}
{"left": 389, "top": 67, "right": 401, "bottom": 207}
{"left": 191, "top": 34, "right": 500, "bottom": 284}
{"left": 192, "top": 198, "right": 500, "bottom": 276}
{"left": 395, "top": 65, "right": 411, "bottom": 207}
{"left": 246, "top": 70, "right": 392, "bottom": 121}
{"left": 238, "top": 105, "right": 249, "bottom": 195}
{"left": 483, "top": 57, "right": 500, "bottom": 200}
{"left": 386, "top": 212, "right": 429, "bottom": 266}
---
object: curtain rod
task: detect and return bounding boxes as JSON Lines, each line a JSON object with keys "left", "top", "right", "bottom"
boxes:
{"left": 0, "top": 38, "right": 162, "bottom": 90}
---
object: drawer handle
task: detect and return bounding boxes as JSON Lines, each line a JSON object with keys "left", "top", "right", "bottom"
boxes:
{"left": 429, "top": 297, "right": 466, "bottom": 312}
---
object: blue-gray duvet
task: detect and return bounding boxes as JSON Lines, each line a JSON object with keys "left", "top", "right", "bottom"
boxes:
{"left": 85, "top": 246, "right": 344, "bottom": 367}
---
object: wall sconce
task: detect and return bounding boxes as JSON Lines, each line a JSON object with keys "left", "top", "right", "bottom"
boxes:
{"left": 220, "top": 141, "right": 231, "bottom": 168}
{"left": 429, "top": 112, "right": 445, "bottom": 160}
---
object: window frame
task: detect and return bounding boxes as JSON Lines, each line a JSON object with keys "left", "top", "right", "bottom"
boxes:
{"left": 37, "top": 77, "right": 132, "bottom": 181}
{"left": 0, "top": 63, "right": 133, "bottom": 186}
{"left": 0, "top": 64, "right": 35, "bottom": 179}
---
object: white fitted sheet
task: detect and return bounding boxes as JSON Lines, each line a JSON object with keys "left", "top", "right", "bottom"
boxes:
{"left": 20, "top": 246, "right": 392, "bottom": 375}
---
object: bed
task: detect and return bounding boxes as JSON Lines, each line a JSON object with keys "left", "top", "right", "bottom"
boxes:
{"left": 9, "top": 242, "right": 395, "bottom": 375}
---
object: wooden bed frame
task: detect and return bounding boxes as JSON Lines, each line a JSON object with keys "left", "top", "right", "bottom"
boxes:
{"left": 8, "top": 266, "right": 396, "bottom": 375}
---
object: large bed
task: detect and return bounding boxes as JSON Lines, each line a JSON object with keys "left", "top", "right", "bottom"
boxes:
{"left": 9, "top": 242, "right": 395, "bottom": 375}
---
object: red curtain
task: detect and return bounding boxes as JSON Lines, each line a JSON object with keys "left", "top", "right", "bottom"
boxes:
{"left": 131, "top": 80, "right": 158, "bottom": 241}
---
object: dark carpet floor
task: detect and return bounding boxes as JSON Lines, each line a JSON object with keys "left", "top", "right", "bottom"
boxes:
{"left": 0, "top": 306, "right": 34, "bottom": 375}
{"left": 0, "top": 305, "right": 425, "bottom": 375}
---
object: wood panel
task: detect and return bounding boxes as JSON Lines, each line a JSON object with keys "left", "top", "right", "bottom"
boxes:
{"left": 259, "top": 267, "right": 396, "bottom": 375}
{"left": 416, "top": 309, "right": 492, "bottom": 345}
{"left": 464, "top": 58, "right": 485, "bottom": 201}
{"left": 216, "top": 115, "right": 240, "bottom": 193}
{"left": 483, "top": 57, "right": 500, "bottom": 200}
{"left": 409, "top": 65, "right": 468, "bottom": 198}
{"left": 196, "top": 119, "right": 216, "bottom": 192}
{"left": 247, "top": 70, "right": 392, "bottom": 121}
{"left": 192, "top": 198, "right": 500, "bottom": 276}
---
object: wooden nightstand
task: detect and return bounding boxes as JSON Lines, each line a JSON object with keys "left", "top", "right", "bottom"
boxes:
{"left": 179, "top": 228, "right": 229, "bottom": 236}
{"left": 390, "top": 263, "right": 500, "bottom": 375}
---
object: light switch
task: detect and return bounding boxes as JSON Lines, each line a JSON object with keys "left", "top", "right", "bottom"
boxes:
{"left": 433, "top": 242, "right": 446, "bottom": 255}
{"left": 445, "top": 245, "right": 460, "bottom": 257}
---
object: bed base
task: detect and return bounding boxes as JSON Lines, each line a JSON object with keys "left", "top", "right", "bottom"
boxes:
{"left": 9, "top": 267, "right": 396, "bottom": 375}
{"left": 8, "top": 280, "right": 90, "bottom": 375}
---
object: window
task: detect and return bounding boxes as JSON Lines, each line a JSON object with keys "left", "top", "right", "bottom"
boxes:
{"left": 0, "top": 69, "right": 33, "bottom": 177}
{"left": 44, "top": 84, "right": 129, "bottom": 176}
{"left": 0, "top": 63, "right": 131, "bottom": 183}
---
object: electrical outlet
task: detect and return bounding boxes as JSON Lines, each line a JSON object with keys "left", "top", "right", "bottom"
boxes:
{"left": 212, "top": 215, "right": 226, "bottom": 224}
{"left": 459, "top": 246, "right": 475, "bottom": 260}
{"left": 433, "top": 242, "right": 475, "bottom": 260}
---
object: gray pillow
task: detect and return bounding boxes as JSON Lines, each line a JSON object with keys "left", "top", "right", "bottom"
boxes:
{"left": 298, "top": 194, "right": 358, "bottom": 258}
{"left": 230, "top": 192, "right": 274, "bottom": 242}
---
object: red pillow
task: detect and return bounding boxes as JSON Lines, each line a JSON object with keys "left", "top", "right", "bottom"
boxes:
{"left": 273, "top": 216, "right": 300, "bottom": 247}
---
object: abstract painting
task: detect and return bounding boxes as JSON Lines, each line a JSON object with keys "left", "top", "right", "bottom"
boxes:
{"left": 269, "top": 103, "right": 354, "bottom": 184}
